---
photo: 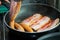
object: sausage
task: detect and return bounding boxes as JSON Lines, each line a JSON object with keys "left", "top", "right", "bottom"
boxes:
{"left": 20, "top": 23, "right": 33, "bottom": 32}
{"left": 9, "top": 20, "right": 15, "bottom": 29}
{"left": 14, "top": 22, "right": 25, "bottom": 32}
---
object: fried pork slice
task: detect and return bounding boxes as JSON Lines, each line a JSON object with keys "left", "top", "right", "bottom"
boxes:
{"left": 31, "top": 16, "right": 50, "bottom": 30}
{"left": 22, "top": 13, "right": 42, "bottom": 26}
{"left": 37, "top": 21, "right": 52, "bottom": 32}
{"left": 37, "top": 18, "right": 59, "bottom": 32}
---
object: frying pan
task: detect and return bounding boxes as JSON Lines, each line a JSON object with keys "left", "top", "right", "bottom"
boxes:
{"left": 4, "top": 3, "right": 60, "bottom": 40}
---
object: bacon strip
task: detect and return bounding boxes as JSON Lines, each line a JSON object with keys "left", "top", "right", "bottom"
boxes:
{"left": 37, "top": 20, "right": 52, "bottom": 32}
{"left": 37, "top": 18, "right": 59, "bottom": 32}
{"left": 48, "top": 18, "right": 59, "bottom": 28}
{"left": 22, "top": 13, "right": 42, "bottom": 25}
{"left": 31, "top": 16, "right": 50, "bottom": 30}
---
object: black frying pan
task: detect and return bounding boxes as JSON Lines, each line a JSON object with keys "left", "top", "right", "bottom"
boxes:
{"left": 4, "top": 3, "right": 60, "bottom": 40}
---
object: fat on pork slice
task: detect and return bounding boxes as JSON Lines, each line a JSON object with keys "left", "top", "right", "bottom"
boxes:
{"left": 22, "top": 13, "right": 42, "bottom": 26}
{"left": 37, "top": 18, "right": 59, "bottom": 32}
{"left": 31, "top": 16, "right": 51, "bottom": 30}
{"left": 37, "top": 20, "right": 52, "bottom": 32}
